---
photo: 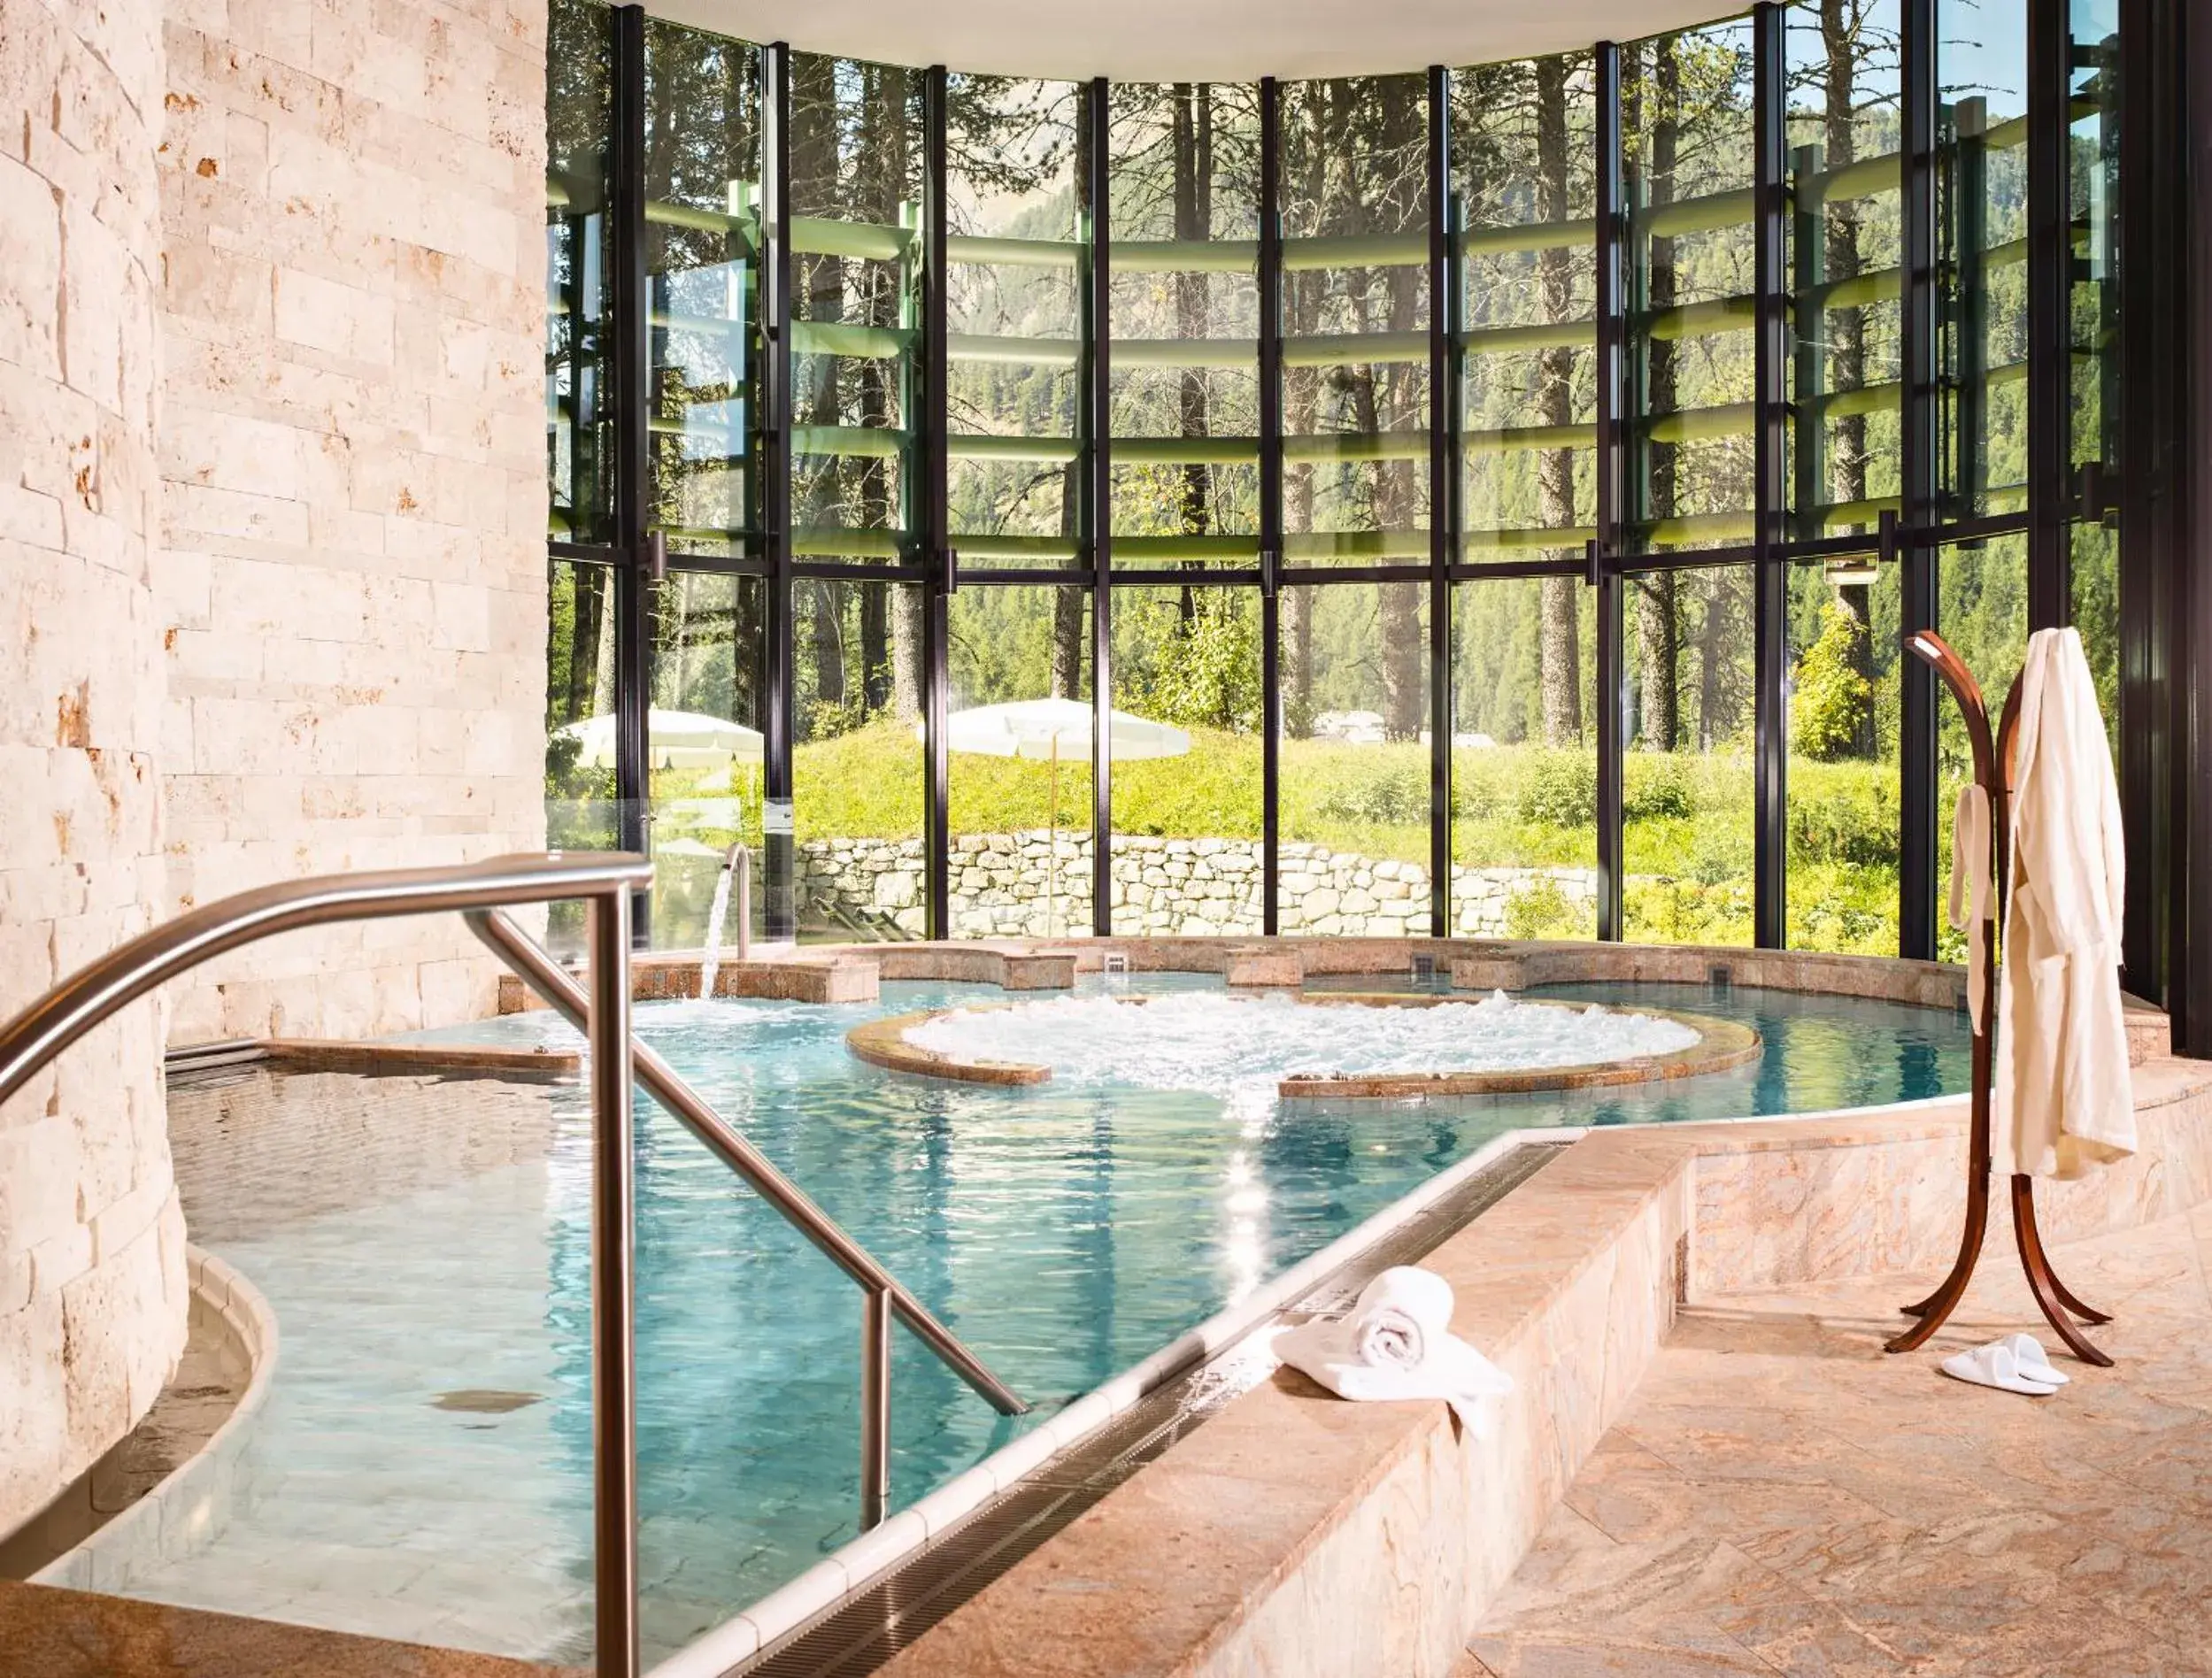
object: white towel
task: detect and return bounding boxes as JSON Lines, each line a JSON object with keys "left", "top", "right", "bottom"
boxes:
{"left": 1947, "top": 782, "right": 1994, "bottom": 1033}
{"left": 1994, "top": 627, "right": 2134, "bottom": 1179}
{"left": 1347, "top": 1265, "right": 1452, "bottom": 1371}
{"left": 1274, "top": 1266, "right": 1514, "bottom": 1436}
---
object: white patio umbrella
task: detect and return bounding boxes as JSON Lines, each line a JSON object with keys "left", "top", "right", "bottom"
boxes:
{"left": 556, "top": 708, "right": 765, "bottom": 772}
{"left": 922, "top": 697, "right": 1191, "bottom": 935}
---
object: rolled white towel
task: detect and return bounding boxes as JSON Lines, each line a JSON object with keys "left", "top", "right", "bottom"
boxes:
{"left": 1349, "top": 1266, "right": 1454, "bottom": 1372}
{"left": 1274, "top": 1264, "right": 1514, "bottom": 1436}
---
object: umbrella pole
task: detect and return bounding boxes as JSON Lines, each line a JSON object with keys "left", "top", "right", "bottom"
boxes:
{"left": 1048, "top": 736, "right": 1059, "bottom": 940}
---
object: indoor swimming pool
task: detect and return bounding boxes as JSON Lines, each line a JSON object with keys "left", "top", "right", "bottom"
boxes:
{"left": 112, "top": 974, "right": 1972, "bottom": 1665}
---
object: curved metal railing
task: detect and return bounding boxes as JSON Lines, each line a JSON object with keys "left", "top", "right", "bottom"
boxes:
{"left": 0, "top": 852, "right": 1026, "bottom": 1678}
{"left": 466, "top": 904, "right": 1024, "bottom": 1424}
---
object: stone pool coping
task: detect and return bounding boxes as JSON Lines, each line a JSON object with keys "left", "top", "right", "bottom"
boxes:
{"left": 494, "top": 935, "right": 1982, "bottom": 1015}
{"left": 844, "top": 1008, "right": 1052, "bottom": 1086}
{"left": 0, "top": 1581, "right": 575, "bottom": 1678}
{"left": 263, "top": 1038, "right": 582, "bottom": 1081}
{"left": 842, "top": 993, "right": 1761, "bottom": 1098}
{"left": 35, "top": 1249, "right": 279, "bottom": 1597}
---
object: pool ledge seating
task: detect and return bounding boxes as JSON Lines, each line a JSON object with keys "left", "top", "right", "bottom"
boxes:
{"left": 859, "top": 1023, "right": 2212, "bottom": 1678}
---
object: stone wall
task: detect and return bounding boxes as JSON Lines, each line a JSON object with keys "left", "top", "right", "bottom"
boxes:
{"left": 1, "top": 0, "right": 189, "bottom": 1534}
{"left": 154, "top": 0, "right": 550, "bottom": 1041}
{"left": 799, "top": 834, "right": 1598, "bottom": 941}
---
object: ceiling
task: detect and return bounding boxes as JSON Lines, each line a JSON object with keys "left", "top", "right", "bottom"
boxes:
{"left": 644, "top": 0, "right": 1749, "bottom": 83}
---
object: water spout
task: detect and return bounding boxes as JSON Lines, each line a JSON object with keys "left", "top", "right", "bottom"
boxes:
{"left": 698, "top": 840, "right": 750, "bottom": 998}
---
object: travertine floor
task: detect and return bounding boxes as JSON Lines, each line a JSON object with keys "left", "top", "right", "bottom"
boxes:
{"left": 1466, "top": 1204, "right": 2212, "bottom": 1677}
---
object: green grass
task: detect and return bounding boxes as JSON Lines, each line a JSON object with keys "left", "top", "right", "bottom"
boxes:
{"left": 561, "top": 723, "right": 1908, "bottom": 956}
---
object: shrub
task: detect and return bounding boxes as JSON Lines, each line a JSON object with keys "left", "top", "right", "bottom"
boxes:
{"left": 1623, "top": 755, "right": 1696, "bottom": 823}
{"left": 1626, "top": 875, "right": 1754, "bottom": 945}
{"left": 1504, "top": 877, "right": 1592, "bottom": 940}
{"left": 1134, "top": 604, "right": 1262, "bottom": 735}
{"left": 1513, "top": 750, "right": 1597, "bottom": 828}
{"left": 1791, "top": 788, "right": 1900, "bottom": 870}
{"left": 1318, "top": 760, "right": 1430, "bottom": 827}
{"left": 805, "top": 691, "right": 873, "bottom": 741}
{"left": 1792, "top": 600, "right": 1877, "bottom": 762}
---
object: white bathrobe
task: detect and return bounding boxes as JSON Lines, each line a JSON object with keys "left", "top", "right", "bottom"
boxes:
{"left": 1992, "top": 627, "right": 2133, "bottom": 1180}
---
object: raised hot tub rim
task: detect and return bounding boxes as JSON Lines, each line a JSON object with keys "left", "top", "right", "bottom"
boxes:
{"left": 843, "top": 990, "right": 1763, "bottom": 1097}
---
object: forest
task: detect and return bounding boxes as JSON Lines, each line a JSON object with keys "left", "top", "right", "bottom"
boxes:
{"left": 543, "top": 0, "right": 2118, "bottom": 956}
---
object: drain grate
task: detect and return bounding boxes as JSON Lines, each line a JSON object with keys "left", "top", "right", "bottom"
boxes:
{"left": 734, "top": 1138, "right": 1564, "bottom": 1678}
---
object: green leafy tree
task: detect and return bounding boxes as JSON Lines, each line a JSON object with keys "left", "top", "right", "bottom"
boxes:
{"left": 1792, "top": 599, "right": 1877, "bottom": 761}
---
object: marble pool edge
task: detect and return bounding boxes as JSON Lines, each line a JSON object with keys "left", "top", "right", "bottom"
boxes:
{"left": 34, "top": 1250, "right": 281, "bottom": 1596}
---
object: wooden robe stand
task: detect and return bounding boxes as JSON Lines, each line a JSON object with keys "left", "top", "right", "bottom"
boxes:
{"left": 1883, "top": 631, "right": 2115, "bottom": 1366}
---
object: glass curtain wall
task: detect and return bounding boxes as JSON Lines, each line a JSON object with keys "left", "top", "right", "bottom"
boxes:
{"left": 645, "top": 20, "right": 762, "bottom": 563}
{"left": 1107, "top": 83, "right": 1262, "bottom": 565}
{"left": 788, "top": 57, "right": 929, "bottom": 935}
{"left": 1448, "top": 52, "right": 1599, "bottom": 936}
{"left": 1106, "top": 84, "right": 1266, "bottom": 935}
{"left": 2065, "top": 0, "right": 2120, "bottom": 748}
{"left": 790, "top": 54, "right": 926, "bottom": 568}
{"left": 651, "top": 573, "right": 767, "bottom": 946}
{"left": 641, "top": 20, "right": 765, "bottom": 943}
{"left": 547, "top": 0, "right": 2130, "bottom": 959}
{"left": 548, "top": 0, "right": 614, "bottom": 550}
{"left": 1625, "top": 19, "right": 1757, "bottom": 556}
{"left": 1932, "top": 532, "right": 2030, "bottom": 958}
{"left": 946, "top": 587, "right": 1095, "bottom": 935}
{"left": 1938, "top": 0, "right": 2030, "bottom": 518}
{"left": 1787, "top": 557, "right": 1901, "bottom": 952}
{"left": 1110, "top": 586, "right": 1265, "bottom": 935}
{"left": 1275, "top": 73, "right": 1434, "bottom": 935}
{"left": 793, "top": 579, "right": 928, "bottom": 936}
{"left": 545, "top": 0, "right": 619, "bottom": 956}
{"left": 1784, "top": 2, "right": 1906, "bottom": 953}
{"left": 944, "top": 77, "right": 1086, "bottom": 570}
{"left": 1280, "top": 583, "right": 1432, "bottom": 935}
{"left": 1278, "top": 73, "right": 1433, "bottom": 567}
{"left": 1615, "top": 23, "right": 1758, "bottom": 945}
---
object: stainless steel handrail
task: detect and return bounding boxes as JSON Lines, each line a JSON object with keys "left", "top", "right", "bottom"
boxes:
{"left": 467, "top": 906, "right": 1027, "bottom": 1424}
{"left": 0, "top": 851, "right": 1027, "bottom": 1676}
{"left": 0, "top": 853, "right": 650, "bottom": 1111}
{"left": 722, "top": 838, "right": 751, "bottom": 964}
{"left": 0, "top": 852, "right": 650, "bottom": 1676}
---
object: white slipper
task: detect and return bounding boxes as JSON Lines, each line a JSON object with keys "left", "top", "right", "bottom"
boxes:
{"left": 1998, "top": 1332, "right": 2070, "bottom": 1386}
{"left": 1940, "top": 1342, "right": 2059, "bottom": 1397}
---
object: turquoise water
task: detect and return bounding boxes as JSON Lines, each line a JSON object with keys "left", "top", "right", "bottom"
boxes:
{"left": 139, "top": 975, "right": 1969, "bottom": 1663}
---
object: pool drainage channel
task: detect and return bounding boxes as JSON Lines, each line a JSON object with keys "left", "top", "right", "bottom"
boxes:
{"left": 728, "top": 1138, "right": 1565, "bottom": 1678}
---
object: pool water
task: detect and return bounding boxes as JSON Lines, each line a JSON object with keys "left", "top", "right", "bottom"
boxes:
{"left": 127, "top": 974, "right": 1970, "bottom": 1664}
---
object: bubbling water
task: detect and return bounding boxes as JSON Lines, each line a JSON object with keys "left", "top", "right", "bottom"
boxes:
{"left": 902, "top": 989, "right": 1699, "bottom": 1100}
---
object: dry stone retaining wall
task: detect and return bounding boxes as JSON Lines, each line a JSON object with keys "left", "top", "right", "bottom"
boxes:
{"left": 799, "top": 834, "right": 1597, "bottom": 940}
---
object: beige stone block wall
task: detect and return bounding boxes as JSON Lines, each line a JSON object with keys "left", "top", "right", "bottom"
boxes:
{"left": 155, "top": 0, "right": 551, "bottom": 1043}
{"left": 1, "top": 0, "right": 189, "bottom": 1534}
